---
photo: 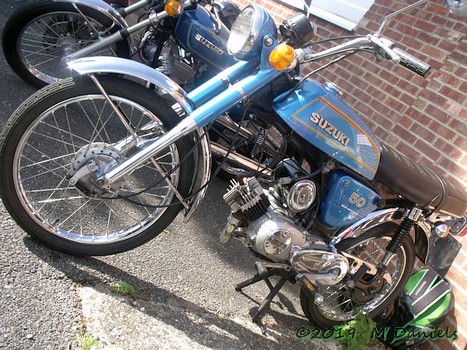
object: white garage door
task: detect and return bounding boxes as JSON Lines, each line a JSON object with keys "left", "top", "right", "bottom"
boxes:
{"left": 277, "top": 0, "right": 376, "bottom": 30}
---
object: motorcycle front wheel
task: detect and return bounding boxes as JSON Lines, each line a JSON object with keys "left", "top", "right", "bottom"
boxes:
{"left": 300, "top": 222, "right": 415, "bottom": 328}
{"left": 0, "top": 76, "right": 194, "bottom": 256}
{"left": 2, "top": 0, "right": 130, "bottom": 88}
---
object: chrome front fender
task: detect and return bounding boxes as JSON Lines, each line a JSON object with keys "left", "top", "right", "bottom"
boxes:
{"left": 68, "top": 57, "right": 211, "bottom": 220}
{"left": 331, "top": 207, "right": 433, "bottom": 247}
{"left": 331, "top": 207, "right": 433, "bottom": 259}
{"left": 68, "top": 57, "right": 195, "bottom": 113}
{"left": 56, "top": 0, "right": 128, "bottom": 28}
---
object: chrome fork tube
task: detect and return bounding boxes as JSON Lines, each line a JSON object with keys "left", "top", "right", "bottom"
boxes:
{"left": 67, "top": 13, "right": 165, "bottom": 60}
{"left": 99, "top": 117, "right": 197, "bottom": 189}
{"left": 120, "top": 0, "right": 150, "bottom": 17}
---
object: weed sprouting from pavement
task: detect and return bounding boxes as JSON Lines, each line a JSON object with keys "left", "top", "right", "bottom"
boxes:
{"left": 76, "top": 331, "right": 99, "bottom": 350}
{"left": 111, "top": 281, "right": 136, "bottom": 295}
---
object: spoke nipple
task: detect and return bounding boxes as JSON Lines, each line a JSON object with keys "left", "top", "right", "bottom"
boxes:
{"left": 314, "top": 293, "right": 324, "bottom": 305}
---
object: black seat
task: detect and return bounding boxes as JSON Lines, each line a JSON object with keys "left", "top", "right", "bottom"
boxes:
{"left": 375, "top": 143, "right": 467, "bottom": 217}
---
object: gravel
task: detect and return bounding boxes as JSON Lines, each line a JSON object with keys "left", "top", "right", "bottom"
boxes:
{"left": 0, "top": 201, "right": 82, "bottom": 350}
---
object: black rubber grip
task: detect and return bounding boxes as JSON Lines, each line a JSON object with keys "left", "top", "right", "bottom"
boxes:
{"left": 393, "top": 47, "right": 431, "bottom": 78}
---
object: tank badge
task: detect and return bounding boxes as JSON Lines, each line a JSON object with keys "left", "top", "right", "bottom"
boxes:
{"left": 194, "top": 34, "right": 224, "bottom": 55}
{"left": 310, "top": 113, "right": 350, "bottom": 146}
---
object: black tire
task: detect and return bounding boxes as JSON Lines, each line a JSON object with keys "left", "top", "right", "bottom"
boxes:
{"left": 300, "top": 222, "right": 415, "bottom": 328}
{"left": 2, "top": 0, "right": 130, "bottom": 88}
{"left": 0, "top": 75, "right": 195, "bottom": 256}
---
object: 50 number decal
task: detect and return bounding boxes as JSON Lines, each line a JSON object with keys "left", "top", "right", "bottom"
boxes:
{"left": 349, "top": 192, "right": 366, "bottom": 208}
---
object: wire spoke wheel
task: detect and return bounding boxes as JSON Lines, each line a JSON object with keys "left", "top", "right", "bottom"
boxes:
{"left": 3, "top": 1, "right": 129, "bottom": 87}
{"left": 300, "top": 222, "right": 415, "bottom": 327}
{"left": 0, "top": 76, "right": 194, "bottom": 255}
{"left": 19, "top": 12, "right": 117, "bottom": 84}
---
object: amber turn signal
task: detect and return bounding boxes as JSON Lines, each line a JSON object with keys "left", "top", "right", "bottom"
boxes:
{"left": 165, "top": 0, "right": 181, "bottom": 16}
{"left": 269, "top": 43, "right": 296, "bottom": 71}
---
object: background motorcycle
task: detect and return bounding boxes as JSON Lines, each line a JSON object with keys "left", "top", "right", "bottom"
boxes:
{"left": 2, "top": 0, "right": 240, "bottom": 88}
{"left": 0, "top": 0, "right": 466, "bottom": 329}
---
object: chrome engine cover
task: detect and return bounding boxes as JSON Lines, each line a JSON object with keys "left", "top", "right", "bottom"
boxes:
{"left": 247, "top": 209, "right": 307, "bottom": 262}
{"left": 290, "top": 247, "right": 349, "bottom": 285}
{"left": 221, "top": 177, "right": 349, "bottom": 285}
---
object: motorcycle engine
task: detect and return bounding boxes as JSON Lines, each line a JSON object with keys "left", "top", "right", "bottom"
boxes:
{"left": 222, "top": 177, "right": 307, "bottom": 262}
{"left": 143, "top": 40, "right": 197, "bottom": 86}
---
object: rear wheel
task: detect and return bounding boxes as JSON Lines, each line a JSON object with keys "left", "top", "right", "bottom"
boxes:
{"left": 300, "top": 222, "right": 415, "bottom": 328}
{"left": 0, "top": 76, "right": 194, "bottom": 255}
{"left": 2, "top": 0, "right": 129, "bottom": 87}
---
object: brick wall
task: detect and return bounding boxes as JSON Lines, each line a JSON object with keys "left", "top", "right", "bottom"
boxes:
{"left": 231, "top": 0, "right": 466, "bottom": 349}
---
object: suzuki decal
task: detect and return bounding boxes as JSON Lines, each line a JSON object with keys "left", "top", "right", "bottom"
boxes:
{"left": 194, "top": 34, "right": 224, "bottom": 55}
{"left": 309, "top": 113, "right": 350, "bottom": 146}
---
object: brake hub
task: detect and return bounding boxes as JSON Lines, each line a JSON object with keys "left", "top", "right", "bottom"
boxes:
{"left": 352, "top": 274, "right": 385, "bottom": 303}
{"left": 68, "top": 143, "right": 124, "bottom": 197}
{"left": 56, "top": 35, "right": 81, "bottom": 57}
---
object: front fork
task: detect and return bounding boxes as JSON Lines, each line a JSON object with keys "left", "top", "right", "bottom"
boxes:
{"left": 88, "top": 62, "right": 282, "bottom": 193}
{"left": 67, "top": 0, "right": 193, "bottom": 60}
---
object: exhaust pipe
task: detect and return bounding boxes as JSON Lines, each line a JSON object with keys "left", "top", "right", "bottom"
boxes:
{"left": 210, "top": 142, "right": 273, "bottom": 176}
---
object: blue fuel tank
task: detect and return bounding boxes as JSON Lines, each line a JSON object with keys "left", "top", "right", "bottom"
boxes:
{"left": 273, "top": 80, "right": 381, "bottom": 180}
{"left": 174, "top": 6, "right": 236, "bottom": 70}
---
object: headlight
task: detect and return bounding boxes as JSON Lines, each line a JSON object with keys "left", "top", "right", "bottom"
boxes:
{"left": 227, "top": 6, "right": 256, "bottom": 55}
{"left": 226, "top": 5, "right": 277, "bottom": 59}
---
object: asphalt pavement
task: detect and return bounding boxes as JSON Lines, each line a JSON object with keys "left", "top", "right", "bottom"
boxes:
{"left": 0, "top": 1, "right": 346, "bottom": 349}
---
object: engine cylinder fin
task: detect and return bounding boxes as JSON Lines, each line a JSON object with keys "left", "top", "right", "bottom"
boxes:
{"left": 223, "top": 177, "right": 270, "bottom": 223}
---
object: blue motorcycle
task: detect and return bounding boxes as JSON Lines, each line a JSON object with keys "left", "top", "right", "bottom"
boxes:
{"left": 0, "top": 0, "right": 466, "bottom": 328}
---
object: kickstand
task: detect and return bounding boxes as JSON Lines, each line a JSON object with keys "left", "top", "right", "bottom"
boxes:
{"left": 235, "top": 262, "right": 292, "bottom": 333}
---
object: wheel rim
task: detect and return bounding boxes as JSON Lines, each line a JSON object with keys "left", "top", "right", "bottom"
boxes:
{"left": 316, "top": 236, "right": 407, "bottom": 321}
{"left": 13, "top": 95, "right": 181, "bottom": 245}
{"left": 18, "top": 11, "right": 118, "bottom": 84}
